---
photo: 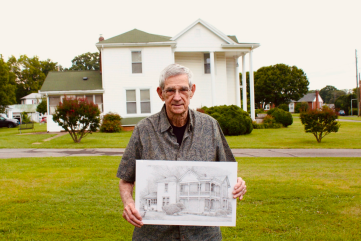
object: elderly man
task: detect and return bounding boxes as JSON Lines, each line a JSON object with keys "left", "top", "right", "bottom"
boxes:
{"left": 117, "top": 63, "right": 247, "bottom": 241}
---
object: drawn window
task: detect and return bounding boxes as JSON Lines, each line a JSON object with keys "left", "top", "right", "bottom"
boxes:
{"left": 162, "top": 197, "right": 169, "bottom": 206}
{"left": 205, "top": 183, "right": 210, "bottom": 191}
{"left": 151, "top": 199, "right": 157, "bottom": 205}
{"left": 165, "top": 183, "right": 168, "bottom": 193}
{"left": 204, "top": 53, "right": 210, "bottom": 74}
{"left": 132, "top": 51, "right": 142, "bottom": 73}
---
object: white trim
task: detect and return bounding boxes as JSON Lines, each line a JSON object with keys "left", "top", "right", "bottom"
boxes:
{"left": 242, "top": 54, "right": 247, "bottom": 112}
{"left": 221, "top": 43, "right": 260, "bottom": 49}
{"left": 234, "top": 56, "right": 240, "bottom": 107}
{"left": 40, "top": 90, "right": 104, "bottom": 95}
{"left": 171, "top": 19, "right": 236, "bottom": 45}
{"left": 210, "top": 52, "right": 216, "bottom": 106}
{"left": 96, "top": 42, "right": 176, "bottom": 50}
{"left": 249, "top": 51, "right": 255, "bottom": 120}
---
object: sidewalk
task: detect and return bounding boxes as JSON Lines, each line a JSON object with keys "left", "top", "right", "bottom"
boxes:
{"left": 1, "top": 148, "right": 361, "bottom": 159}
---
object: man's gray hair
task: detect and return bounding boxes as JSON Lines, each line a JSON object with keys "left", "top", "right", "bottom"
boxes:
{"left": 159, "top": 63, "right": 193, "bottom": 89}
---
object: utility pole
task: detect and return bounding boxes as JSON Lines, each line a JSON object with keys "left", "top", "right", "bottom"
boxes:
{"left": 356, "top": 50, "right": 360, "bottom": 116}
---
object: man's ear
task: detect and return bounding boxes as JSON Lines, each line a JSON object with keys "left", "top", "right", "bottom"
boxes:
{"left": 157, "top": 87, "right": 165, "bottom": 101}
{"left": 190, "top": 84, "right": 196, "bottom": 99}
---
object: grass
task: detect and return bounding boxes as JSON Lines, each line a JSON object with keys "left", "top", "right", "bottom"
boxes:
{"left": 1, "top": 119, "right": 361, "bottom": 149}
{"left": 338, "top": 116, "right": 361, "bottom": 121}
{"left": 0, "top": 157, "right": 360, "bottom": 240}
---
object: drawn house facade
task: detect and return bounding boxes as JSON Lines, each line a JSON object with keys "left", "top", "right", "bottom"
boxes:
{"left": 40, "top": 19, "right": 260, "bottom": 132}
{"left": 146, "top": 169, "right": 231, "bottom": 214}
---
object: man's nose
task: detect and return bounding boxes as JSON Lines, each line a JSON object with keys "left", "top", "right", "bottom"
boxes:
{"left": 173, "top": 90, "right": 182, "bottom": 100}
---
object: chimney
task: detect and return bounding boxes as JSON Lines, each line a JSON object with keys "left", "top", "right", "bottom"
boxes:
{"left": 315, "top": 90, "right": 319, "bottom": 110}
{"left": 99, "top": 34, "right": 104, "bottom": 74}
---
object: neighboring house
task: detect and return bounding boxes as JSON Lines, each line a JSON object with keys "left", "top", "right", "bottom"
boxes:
{"left": 289, "top": 90, "right": 323, "bottom": 113}
{"left": 40, "top": 19, "right": 260, "bottom": 132}
{"left": 5, "top": 104, "right": 44, "bottom": 123}
{"left": 20, "top": 93, "right": 42, "bottom": 105}
{"left": 148, "top": 169, "right": 231, "bottom": 214}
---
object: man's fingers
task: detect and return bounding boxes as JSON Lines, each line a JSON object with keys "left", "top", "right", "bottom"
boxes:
{"left": 123, "top": 204, "right": 143, "bottom": 228}
{"left": 123, "top": 210, "right": 142, "bottom": 228}
{"left": 129, "top": 205, "right": 143, "bottom": 221}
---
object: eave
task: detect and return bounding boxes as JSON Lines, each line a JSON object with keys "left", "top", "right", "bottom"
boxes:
{"left": 96, "top": 41, "right": 177, "bottom": 50}
{"left": 39, "top": 89, "right": 104, "bottom": 96}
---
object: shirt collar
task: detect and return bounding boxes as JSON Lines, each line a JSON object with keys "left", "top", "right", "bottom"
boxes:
{"left": 159, "top": 105, "right": 194, "bottom": 133}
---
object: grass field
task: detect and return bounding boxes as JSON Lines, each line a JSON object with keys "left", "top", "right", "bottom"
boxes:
{"left": 1, "top": 119, "right": 360, "bottom": 149}
{"left": 1, "top": 157, "right": 360, "bottom": 240}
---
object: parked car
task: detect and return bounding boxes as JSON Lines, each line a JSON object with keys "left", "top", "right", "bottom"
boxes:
{"left": 338, "top": 110, "right": 346, "bottom": 116}
{"left": 0, "top": 116, "right": 19, "bottom": 128}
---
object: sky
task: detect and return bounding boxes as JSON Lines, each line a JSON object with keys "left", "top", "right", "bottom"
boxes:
{"left": 1, "top": 0, "right": 360, "bottom": 91}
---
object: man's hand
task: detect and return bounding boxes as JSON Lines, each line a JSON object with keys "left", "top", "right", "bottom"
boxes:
{"left": 119, "top": 179, "right": 143, "bottom": 228}
{"left": 122, "top": 201, "right": 143, "bottom": 228}
{"left": 232, "top": 177, "right": 247, "bottom": 200}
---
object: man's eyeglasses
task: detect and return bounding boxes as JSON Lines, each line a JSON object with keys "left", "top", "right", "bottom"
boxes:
{"left": 163, "top": 87, "right": 191, "bottom": 96}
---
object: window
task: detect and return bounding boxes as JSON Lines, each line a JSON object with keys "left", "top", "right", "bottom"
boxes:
{"left": 132, "top": 51, "right": 142, "bottom": 73}
{"left": 126, "top": 90, "right": 137, "bottom": 114}
{"left": 162, "top": 197, "right": 169, "bottom": 206}
{"left": 49, "top": 96, "right": 61, "bottom": 115}
{"left": 165, "top": 183, "right": 168, "bottom": 193}
{"left": 126, "top": 89, "right": 151, "bottom": 114}
{"left": 204, "top": 53, "right": 210, "bottom": 74}
{"left": 74, "top": 94, "right": 103, "bottom": 112}
{"left": 151, "top": 199, "right": 157, "bottom": 205}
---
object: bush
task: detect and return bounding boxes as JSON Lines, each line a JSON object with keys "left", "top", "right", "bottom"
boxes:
{"left": 263, "top": 115, "right": 276, "bottom": 124}
{"left": 52, "top": 96, "right": 100, "bottom": 143}
{"left": 100, "top": 112, "right": 122, "bottom": 133}
{"left": 252, "top": 121, "right": 282, "bottom": 129}
{"left": 36, "top": 98, "right": 47, "bottom": 115}
{"left": 300, "top": 106, "right": 340, "bottom": 143}
{"left": 295, "top": 102, "right": 309, "bottom": 113}
{"left": 203, "top": 105, "right": 253, "bottom": 135}
{"left": 278, "top": 104, "right": 289, "bottom": 112}
{"left": 349, "top": 108, "right": 358, "bottom": 115}
{"left": 266, "top": 108, "right": 276, "bottom": 116}
{"left": 255, "top": 108, "right": 265, "bottom": 115}
{"left": 271, "top": 109, "right": 293, "bottom": 127}
{"left": 21, "top": 111, "right": 31, "bottom": 123}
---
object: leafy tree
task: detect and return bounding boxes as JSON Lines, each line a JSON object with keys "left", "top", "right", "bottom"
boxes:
{"left": 69, "top": 52, "right": 99, "bottom": 71}
{"left": 319, "top": 85, "right": 345, "bottom": 104}
{"left": 36, "top": 98, "right": 47, "bottom": 114}
{"left": 7, "top": 55, "right": 58, "bottom": 103}
{"left": 52, "top": 96, "right": 100, "bottom": 143}
{"left": 0, "top": 56, "right": 17, "bottom": 112}
{"left": 300, "top": 106, "right": 340, "bottom": 143}
{"left": 335, "top": 93, "right": 356, "bottom": 115}
{"left": 21, "top": 111, "right": 31, "bottom": 123}
{"left": 254, "top": 64, "right": 309, "bottom": 107}
{"left": 278, "top": 104, "right": 289, "bottom": 112}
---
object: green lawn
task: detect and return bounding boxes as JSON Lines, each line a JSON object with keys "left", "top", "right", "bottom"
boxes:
{"left": 338, "top": 116, "right": 361, "bottom": 121}
{"left": 1, "top": 157, "right": 360, "bottom": 240}
{"left": 1, "top": 119, "right": 361, "bottom": 149}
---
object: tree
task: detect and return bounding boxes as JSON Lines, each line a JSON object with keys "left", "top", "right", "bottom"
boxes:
{"left": 335, "top": 93, "right": 356, "bottom": 115}
{"left": 52, "top": 96, "right": 100, "bottom": 143}
{"left": 300, "top": 106, "right": 340, "bottom": 143}
{"left": 7, "top": 55, "right": 58, "bottom": 103}
{"left": 254, "top": 64, "right": 309, "bottom": 107}
{"left": 0, "top": 56, "right": 17, "bottom": 113}
{"left": 36, "top": 98, "right": 47, "bottom": 115}
{"left": 295, "top": 102, "right": 309, "bottom": 113}
{"left": 69, "top": 52, "right": 99, "bottom": 71}
{"left": 319, "top": 85, "right": 346, "bottom": 104}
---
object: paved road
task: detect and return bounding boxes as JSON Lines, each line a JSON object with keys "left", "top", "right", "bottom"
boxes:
{"left": 1, "top": 148, "right": 361, "bottom": 159}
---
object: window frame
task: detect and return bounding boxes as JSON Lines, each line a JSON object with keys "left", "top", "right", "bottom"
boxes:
{"left": 124, "top": 87, "right": 152, "bottom": 116}
{"left": 131, "top": 50, "right": 143, "bottom": 74}
{"left": 204, "top": 53, "right": 211, "bottom": 74}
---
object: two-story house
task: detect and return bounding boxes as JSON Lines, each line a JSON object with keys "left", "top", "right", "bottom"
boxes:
{"left": 40, "top": 19, "right": 260, "bottom": 132}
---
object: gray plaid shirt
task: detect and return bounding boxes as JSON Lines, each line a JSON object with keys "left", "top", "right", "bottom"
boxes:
{"left": 117, "top": 105, "right": 235, "bottom": 241}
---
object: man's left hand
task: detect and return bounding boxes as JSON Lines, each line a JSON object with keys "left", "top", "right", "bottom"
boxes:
{"left": 233, "top": 177, "right": 247, "bottom": 200}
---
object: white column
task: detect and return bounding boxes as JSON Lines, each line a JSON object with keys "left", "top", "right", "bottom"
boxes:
{"left": 249, "top": 50, "right": 255, "bottom": 120}
{"left": 210, "top": 51, "right": 216, "bottom": 106}
{"left": 172, "top": 50, "right": 175, "bottom": 64}
{"left": 242, "top": 54, "right": 247, "bottom": 112}
{"left": 234, "top": 56, "right": 240, "bottom": 107}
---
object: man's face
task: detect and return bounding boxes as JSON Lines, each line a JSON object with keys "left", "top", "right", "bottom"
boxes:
{"left": 157, "top": 74, "right": 196, "bottom": 116}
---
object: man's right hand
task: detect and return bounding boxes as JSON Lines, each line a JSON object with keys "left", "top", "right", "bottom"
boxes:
{"left": 122, "top": 201, "right": 143, "bottom": 228}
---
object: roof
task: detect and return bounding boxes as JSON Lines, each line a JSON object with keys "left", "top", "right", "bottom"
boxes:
{"left": 41, "top": 71, "right": 102, "bottom": 92}
{"left": 98, "top": 29, "right": 172, "bottom": 44}
{"left": 227, "top": 35, "right": 239, "bottom": 43}
{"left": 297, "top": 93, "right": 316, "bottom": 102}
{"left": 7, "top": 104, "right": 38, "bottom": 113}
{"left": 21, "top": 93, "right": 41, "bottom": 100}
{"left": 144, "top": 192, "right": 157, "bottom": 199}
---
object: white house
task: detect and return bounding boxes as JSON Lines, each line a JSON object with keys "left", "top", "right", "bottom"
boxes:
{"left": 147, "top": 169, "right": 231, "bottom": 214}
{"left": 20, "top": 93, "right": 42, "bottom": 105}
{"left": 40, "top": 19, "right": 260, "bottom": 132}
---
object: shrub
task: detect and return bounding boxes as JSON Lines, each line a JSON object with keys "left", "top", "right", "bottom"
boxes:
{"left": 52, "top": 96, "right": 100, "bottom": 143}
{"left": 36, "top": 98, "right": 47, "bottom": 115}
{"left": 278, "top": 104, "right": 289, "bottom": 112}
{"left": 266, "top": 108, "right": 277, "bottom": 116}
{"left": 255, "top": 108, "right": 265, "bottom": 115}
{"left": 204, "top": 105, "right": 253, "bottom": 135}
{"left": 271, "top": 109, "right": 293, "bottom": 127}
{"left": 252, "top": 121, "right": 282, "bottom": 129}
{"left": 349, "top": 108, "right": 358, "bottom": 115}
{"left": 100, "top": 112, "right": 122, "bottom": 133}
{"left": 300, "top": 106, "right": 340, "bottom": 143}
{"left": 295, "top": 102, "right": 309, "bottom": 113}
{"left": 263, "top": 115, "right": 276, "bottom": 124}
{"left": 21, "top": 111, "right": 31, "bottom": 123}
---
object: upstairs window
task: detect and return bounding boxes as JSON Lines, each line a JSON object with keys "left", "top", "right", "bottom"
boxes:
{"left": 204, "top": 53, "right": 210, "bottom": 74}
{"left": 132, "top": 51, "right": 142, "bottom": 73}
{"left": 165, "top": 183, "right": 168, "bottom": 193}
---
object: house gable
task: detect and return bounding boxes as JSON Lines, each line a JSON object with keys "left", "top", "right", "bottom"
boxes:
{"left": 180, "top": 170, "right": 200, "bottom": 183}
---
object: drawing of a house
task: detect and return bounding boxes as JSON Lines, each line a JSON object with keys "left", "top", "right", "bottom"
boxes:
{"left": 145, "top": 169, "right": 231, "bottom": 214}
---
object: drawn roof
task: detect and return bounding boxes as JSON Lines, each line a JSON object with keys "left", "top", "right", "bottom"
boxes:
{"left": 144, "top": 192, "right": 157, "bottom": 199}
{"left": 157, "top": 176, "right": 178, "bottom": 183}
